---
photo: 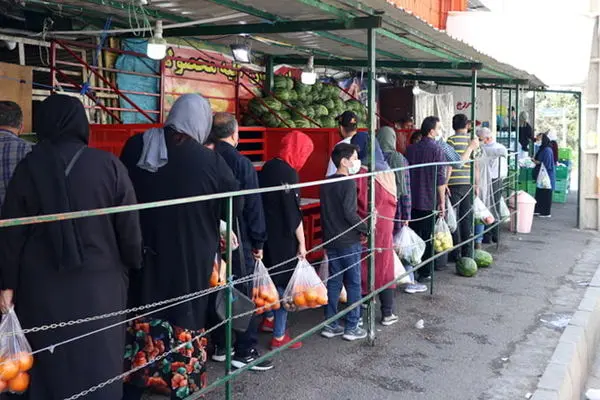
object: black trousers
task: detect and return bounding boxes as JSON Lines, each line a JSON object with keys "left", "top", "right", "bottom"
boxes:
{"left": 535, "top": 188, "right": 553, "bottom": 216}
{"left": 379, "top": 289, "right": 395, "bottom": 317}
{"left": 449, "top": 185, "right": 473, "bottom": 260}
{"left": 484, "top": 178, "right": 503, "bottom": 242}
{"left": 409, "top": 209, "right": 435, "bottom": 279}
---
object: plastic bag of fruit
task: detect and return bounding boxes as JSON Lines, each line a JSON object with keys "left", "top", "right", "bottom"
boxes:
{"left": 393, "top": 226, "right": 426, "bottom": 266}
{"left": 283, "top": 259, "right": 328, "bottom": 312}
{"left": 474, "top": 196, "right": 495, "bottom": 225}
{"left": 209, "top": 253, "right": 226, "bottom": 287}
{"left": 318, "top": 255, "right": 347, "bottom": 303}
{"left": 445, "top": 197, "right": 457, "bottom": 233}
{"left": 0, "top": 308, "right": 33, "bottom": 394}
{"left": 433, "top": 217, "right": 453, "bottom": 253}
{"left": 251, "top": 260, "right": 280, "bottom": 315}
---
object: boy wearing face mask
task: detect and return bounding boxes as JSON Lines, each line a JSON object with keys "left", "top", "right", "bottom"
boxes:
{"left": 326, "top": 111, "right": 360, "bottom": 177}
{"left": 320, "top": 143, "right": 369, "bottom": 341}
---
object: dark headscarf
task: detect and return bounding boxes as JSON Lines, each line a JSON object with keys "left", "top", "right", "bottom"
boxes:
{"left": 350, "top": 131, "right": 389, "bottom": 171}
{"left": 534, "top": 133, "right": 551, "bottom": 161}
{"left": 26, "top": 94, "right": 90, "bottom": 271}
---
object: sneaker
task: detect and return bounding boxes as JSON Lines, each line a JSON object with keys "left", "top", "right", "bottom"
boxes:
{"left": 231, "top": 348, "right": 273, "bottom": 371}
{"left": 358, "top": 318, "right": 364, "bottom": 327}
{"left": 404, "top": 283, "right": 428, "bottom": 294}
{"left": 260, "top": 317, "right": 274, "bottom": 333}
{"left": 381, "top": 314, "right": 399, "bottom": 326}
{"left": 211, "top": 345, "right": 234, "bottom": 362}
{"left": 270, "top": 334, "right": 303, "bottom": 350}
{"left": 534, "top": 212, "right": 541, "bottom": 216}
{"left": 321, "top": 324, "right": 344, "bottom": 338}
{"left": 343, "top": 326, "right": 368, "bottom": 341}
{"left": 475, "top": 242, "right": 482, "bottom": 250}
{"left": 540, "top": 214, "right": 551, "bottom": 218}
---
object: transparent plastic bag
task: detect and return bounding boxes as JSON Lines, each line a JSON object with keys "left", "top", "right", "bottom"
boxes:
{"left": 318, "top": 255, "right": 347, "bottom": 303}
{"left": 209, "top": 254, "right": 226, "bottom": 287}
{"left": 499, "top": 196, "right": 510, "bottom": 222}
{"left": 433, "top": 217, "right": 453, "bottom": 253}
{"left": 393, "top": 226, "right": 426, "bottom": 266}
{"left": 445, "top": 197, "right": 457, "bottom": 233}
{"left": 283, "top": 259, "right": 328, "bottom": 312}
{"left": 219, "top": 220, "right": 239, "bottom": 253}
{"left": 251, "top": 260, "right": 280, "bottom": 314}
{"left": 0, "top": 308, "right": 33, "bottom": 393}
{"left": 536, "top": 164, "right": 552, "bottom": 189}
{"left": 474, "top": 197, "right": 495, "bottom": 225}
{"left": 393, "top": 251, "right": 412, "bottom": 285}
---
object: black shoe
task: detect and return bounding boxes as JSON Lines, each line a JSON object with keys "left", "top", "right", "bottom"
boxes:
{"left": 231, "top": 348, "right": 274, "bottom": 371}
{"left": 211, "top": 345, "right": 235, "bottom": 362}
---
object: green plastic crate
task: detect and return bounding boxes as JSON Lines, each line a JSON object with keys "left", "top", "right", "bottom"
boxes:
{"left": 555, "top": 166, "right": 570, "bottom": 180}
{"left": 554, "top": 179, "right": 570, "bottom": 192}
{"left": 553, "top": 190, "right": 568, "bottom": 203}
{"left": 558, "top": 148, "right": 573, "bottom": 161}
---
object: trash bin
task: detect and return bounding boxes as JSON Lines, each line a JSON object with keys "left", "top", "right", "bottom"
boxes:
{"left": 509, "top": 190, "right": 537, "bottom": 234}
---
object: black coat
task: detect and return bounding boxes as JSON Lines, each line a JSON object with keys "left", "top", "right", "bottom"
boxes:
{"left": 0, "top": 142, "right": 142, "bottom": 400}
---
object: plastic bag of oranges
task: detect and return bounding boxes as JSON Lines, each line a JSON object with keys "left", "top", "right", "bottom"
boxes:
{"left": 209, "top": 253, "right": 226, "bottom": 287}
{"left": 0, "top": 308, "right": 33, "bottom": 394}
{"left": 251, "top": 260, "right": 280, "bottom": 315}
{"left": 283, "top": 259, "right": 328, "bottom": 312}
{"left": 318, "top": 255, "right": 347, "bottom": 303}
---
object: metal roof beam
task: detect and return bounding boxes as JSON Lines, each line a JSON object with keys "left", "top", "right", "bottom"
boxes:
{"left": 390, "top": 74, "right": 529, "bottom": 85}
{"left": 78, "top": 0, "right": 190, "bottom": 23}
{"left": 272, "top": 57, "right": 482, "bottom": 70}
{"left": 162, "top": 16, "right": 382, "bottom": 37}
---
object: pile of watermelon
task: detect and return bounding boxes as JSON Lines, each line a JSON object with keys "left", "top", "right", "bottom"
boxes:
{"left": 242, "top": 76, "right": 368, "bottom": 129}
{"left": 456, "top": 250, "right": 494, "bottom": 277}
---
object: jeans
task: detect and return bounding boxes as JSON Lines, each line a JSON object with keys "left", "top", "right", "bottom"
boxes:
{"left": 272, "top": 286, "right": 287, "bottom": 338}
{"left": 325, "top": 243, "right": 362, "bottom": 330}
{"left": 474, "top": 224, "right": 484, "bottom": 244}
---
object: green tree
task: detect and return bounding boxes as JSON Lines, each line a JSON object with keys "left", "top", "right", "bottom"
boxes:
{"left": 534, "top": 92, "right": 578, "bottom": 162}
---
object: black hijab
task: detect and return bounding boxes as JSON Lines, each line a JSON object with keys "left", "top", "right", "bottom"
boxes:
{"left": 26, "top": 94, "right": 90, "bottom": 271}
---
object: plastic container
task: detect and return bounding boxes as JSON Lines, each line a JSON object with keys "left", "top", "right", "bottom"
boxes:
{"left": 558, "top": 148, "right": 573, "bottom": 161}
{"left": 509, "top": 191, "right": 537, "bottom": 234}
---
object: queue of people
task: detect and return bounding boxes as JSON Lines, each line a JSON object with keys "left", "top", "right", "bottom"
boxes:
{"left": 0, "top": 94, "right": 512, "bottom": 399}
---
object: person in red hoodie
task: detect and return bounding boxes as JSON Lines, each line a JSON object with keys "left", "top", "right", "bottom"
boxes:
{"left": 258, "top": 131, "right": 314, "bottom": 349}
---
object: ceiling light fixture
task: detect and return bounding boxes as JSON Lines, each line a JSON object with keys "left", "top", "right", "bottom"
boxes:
{"left": 230, "top": 43, "right": 251, "bottom": 63}
{"left": 146, "top": 20, "right": 167, "bottom": 60}
{"left": 412, "top": 82, "right": 421, "bottom": 95}
{"left": 301, "top": 55, "right": 317, "bottom": 85}
{"left": 376, "top": 74, "right": 388, "bottom": 84}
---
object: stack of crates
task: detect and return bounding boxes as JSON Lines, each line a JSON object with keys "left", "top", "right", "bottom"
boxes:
{"left": 517, "top": 167, "right": 537, "bottom": 197}
{"left": 553, "top": 148, "right": 573, "bottom": 204}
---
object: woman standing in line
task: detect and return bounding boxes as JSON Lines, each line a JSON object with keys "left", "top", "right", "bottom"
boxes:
{"left": 533, "top": 133, "right": 556, "bottom": 218}
{"left": 0, "top": 94, "right": 142, "bottom": 400}
{"left": 120, "top": 94, "right": 239, "bottom": 399}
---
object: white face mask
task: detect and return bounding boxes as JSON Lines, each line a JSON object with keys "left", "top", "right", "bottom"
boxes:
{"left": 348, "top": 159, "right": 362, "bottom": 175}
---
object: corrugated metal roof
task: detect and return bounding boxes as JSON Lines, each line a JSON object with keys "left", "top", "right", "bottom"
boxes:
{"left": 11, "top": 0, "right": 545, "bottom": 87}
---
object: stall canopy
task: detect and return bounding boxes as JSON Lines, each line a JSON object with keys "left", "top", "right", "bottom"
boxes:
{"left": 14, "top": 0, "right": 545, "bottom": 88}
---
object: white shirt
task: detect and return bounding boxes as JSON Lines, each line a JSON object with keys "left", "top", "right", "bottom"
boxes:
{"left": 481, "top": 141, "right": 508, "bottom": 179}
{"left": 326, "top": 137, "right": 352, "bottom": 176}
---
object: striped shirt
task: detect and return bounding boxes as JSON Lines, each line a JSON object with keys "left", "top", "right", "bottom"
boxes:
{"left": 0, "top": 130, "right": 32, "bottom": 207}
{"left": 446, "top": 133, "right": 471, "bottom": 186}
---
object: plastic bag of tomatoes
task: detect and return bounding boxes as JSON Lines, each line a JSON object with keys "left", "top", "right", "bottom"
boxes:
{"left": 283, "top": 259, "right": 328, "bottom": 312}
{"left": 210, "top": 253, "right": 226, "bottom": 287}
{"left": 0, "top": 308, "right": 33, "bottom": 394}
{"left": 251, "top": 260, "right": 280, "bottom": 314}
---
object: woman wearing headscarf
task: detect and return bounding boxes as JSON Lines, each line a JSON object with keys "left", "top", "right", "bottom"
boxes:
{"left": 533, "top": 133, "right": 556, "bottom": 218}
{"left": 376, "top": 127, "right": 428, "bottom": 294}
{"left": 120, "top": 94, "right": 239, "bottom": 399}
{"left": 518, "top": 111, "right": 535, "bottom": 156}
{"left": 258, "top": 131, "right": 314, "bottom": 349}
{"left": 0, "top": 94, "right": 142, "bottom": 400}
{"left": 351, "top": 131, "right": 399, "bottom": 326}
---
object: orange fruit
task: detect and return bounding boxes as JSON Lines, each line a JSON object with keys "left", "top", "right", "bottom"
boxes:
{"left": 271, "top": 302, "right": 280, "bottom": 310}
{"left": 265, "top": 294, "right": 277, "bottom": 304}
{"left": 304, "top": 288, "right": 317, "bottom": 303}
{"left": 254, "top": 297, "right": 265, "bottom": 307}
{"left": 0, "top": 379, "right": 6, "bottom": 392}
{"left": 16, "top": 353, "right": 33, "bottom": 372}
{"left": 0, "top": 360, "right": 19, "bottom": 381}
{"left": 317, "top": 295, "right": 328, "bottom": 306}
{"left": 306, "top": 300, "right": 317, "bottom": 308}
{"left": 8, "top": 372, "right": 29, "bottom": 393}
{"left": 209, "top": 271, "right": 219, "bottom": 287}
{"left": 293, "top": 293, "right": 307, "bottom": 307}
{"left": 252, "top": 288, "right": 259, "bottom": 297}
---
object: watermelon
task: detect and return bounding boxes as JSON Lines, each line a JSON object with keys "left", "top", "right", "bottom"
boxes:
{"left": 263, "top": 96, "right": 282, "bottom": 111}
{"left": 278, "top": 110, "right": 291, "bottom": 121}
{"left": 286, "top": 77, "right": 294, "bottom": 90}
{"left": 288, "top": 90, "right": 298, "bottom": 101}
{"left": 474, "top": 250, "right": 493, "bottom": 268}
{"left": 305, "top": 106, "right": 316, "bottom": 118}
{"left": 456, "top": 257, "right": 478, "bottom": 277}
{"left": 274, "top": 89, "right": 291, "bottom": 101}
{"left": 315, "top": 105, "right": 329, "bottom": 117}
{"left": 281, "top": 120, "right": 295, "bottom": 128}
{"left": 274, "top": 76, "right": 288, "bottom": 90}
{"left": 321, "top": 98, "right": 335, "bottom": 110}
{"left": 295, "top": 82, "right": 310, "bottom": 95}
{"left": 294, "top": 119, "right": 311, "bottom": 128}
{"left": 248, "top": 98, "right": 267, "bottom": 115}
{"left": 262, "top": 113, "right": 280, "bottom": 128}
{"left": 241, "top": 115, "right": 257, "bottom": 127}
{"left": 346, "top": 99, "right": 362, "bottom": 111}
{"left": 320, "top": 116, "right": 336, "bottom": 128}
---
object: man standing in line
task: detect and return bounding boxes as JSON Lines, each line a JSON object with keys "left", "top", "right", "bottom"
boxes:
{"left": 406, "top": 116, "right": 447, "bottom": 282}
{"left": 211, "top": 112, "right": 272, "bottom": 371}
{"left": 0, "top": 101, "right": 32, "bottom": 207}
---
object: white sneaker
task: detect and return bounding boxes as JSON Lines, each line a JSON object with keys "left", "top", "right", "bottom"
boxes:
{"left": 539, "top": 214, "right": 551, "bottom": 218}
{"left": 381, "top": 314, "right": 399, "bottom": 326}
{"left": 404, "top": 283, "right": 428, "bottom": 294}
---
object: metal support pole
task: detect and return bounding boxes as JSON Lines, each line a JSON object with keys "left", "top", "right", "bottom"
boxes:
{"left": 159, "top": 59, "right": 165, "bottom": 123}
{"left": 430, "top": 165, "right": 438, "bottom": 296}
{"left": 514, "top": 85, "right": 520, "bottom": 234}
{"left": 224, "top": 196, "right": 234, "bottom": 400}
{"left": 508, "top": 89, "right": 513, "bottom": 151}
{"left": 367, "top": 27, "right": 377, "bottom": 346}
{"left": 470, "top": 69, "right": 477, "bottom": 255}
{"left": 50, "top": 41, "right": 56, "bottom": 94}
{"left": 577, "top": 93, "right": 582, "bottom": 228}
{"left": 265, "top": 56, "right": 274, "bottom": 95}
